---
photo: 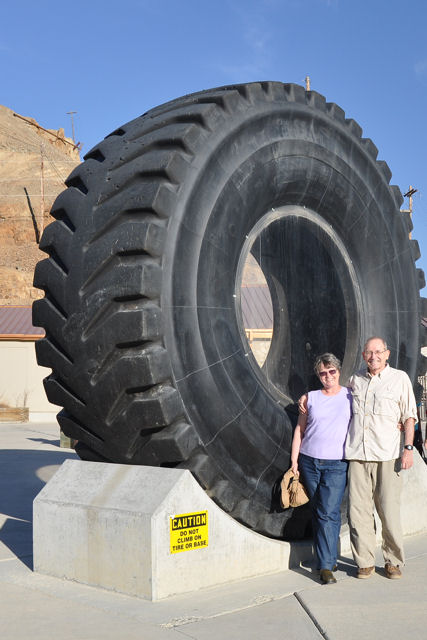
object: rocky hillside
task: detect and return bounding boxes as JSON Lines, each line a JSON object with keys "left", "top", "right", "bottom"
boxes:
{"left": 0, "top": 105, "right": 81, "bottom": 305}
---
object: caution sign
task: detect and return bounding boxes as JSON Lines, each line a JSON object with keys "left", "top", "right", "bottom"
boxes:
{"left": 170, "top": 511, "right": 208, "bottom": 554}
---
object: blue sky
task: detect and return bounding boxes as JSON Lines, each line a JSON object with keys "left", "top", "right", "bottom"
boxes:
{"left": 2, "top": 0, "right": 427, "bottom": 292}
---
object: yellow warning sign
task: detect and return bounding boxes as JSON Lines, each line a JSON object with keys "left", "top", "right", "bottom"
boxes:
{"left": 170, "top": 511, "right": 208, "bottom": 554}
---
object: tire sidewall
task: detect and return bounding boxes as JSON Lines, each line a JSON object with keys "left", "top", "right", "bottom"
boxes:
{"left": 162, "top": 96, "right": 419, "bottom": 504}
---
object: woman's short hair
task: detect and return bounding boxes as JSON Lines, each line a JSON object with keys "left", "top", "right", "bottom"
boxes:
{"left": 313, "top": 353, "right": 341, "bottom": 375}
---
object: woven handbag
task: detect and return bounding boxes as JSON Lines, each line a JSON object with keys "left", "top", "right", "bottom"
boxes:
{"left": 280, "top": 468, "right": 309, "bottom": 508}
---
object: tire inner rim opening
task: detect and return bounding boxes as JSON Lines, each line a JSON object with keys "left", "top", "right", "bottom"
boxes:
{"left": 236, "top": 205, "right": 362, "bottom": 404}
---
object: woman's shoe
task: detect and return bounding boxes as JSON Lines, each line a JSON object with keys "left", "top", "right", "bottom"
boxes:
{"left": 320, "top": 569, "right": 337, "bottom": 584}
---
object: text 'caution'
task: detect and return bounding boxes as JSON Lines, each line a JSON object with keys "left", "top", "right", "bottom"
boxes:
{"left": 170, "top": 511, "right": 208, "bottom": 554}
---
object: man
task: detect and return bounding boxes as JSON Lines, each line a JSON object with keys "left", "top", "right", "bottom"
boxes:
{"left": 345, "top": 336, "right": 417, "bottom": 580}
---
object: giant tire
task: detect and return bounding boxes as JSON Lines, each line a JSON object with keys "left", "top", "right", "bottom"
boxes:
{"left": 33, "top": 82, "right": 426, "bottom": 539}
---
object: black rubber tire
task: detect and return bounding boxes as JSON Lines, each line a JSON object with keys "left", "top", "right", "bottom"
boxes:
{"left": 33, "top": 82, "right": 426, "bottom": 539}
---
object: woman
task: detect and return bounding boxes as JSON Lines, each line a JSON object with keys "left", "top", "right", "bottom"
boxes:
{"left": 291, "top": 353, "right": 352, "bottom": 585}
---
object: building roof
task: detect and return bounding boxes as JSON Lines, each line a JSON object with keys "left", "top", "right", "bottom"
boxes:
{"left": 241, "top": 286, "right": 273, "bottom": 329}
{"left": 0, "top": 306, "right": 44, "bottom": 340}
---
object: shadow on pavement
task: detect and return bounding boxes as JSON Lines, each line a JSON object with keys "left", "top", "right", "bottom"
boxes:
{"left": 0, "top": 449, "right": 77, "bottom": 568}
{"left": 28, "top": 437, "right": 61, "bottom": 447}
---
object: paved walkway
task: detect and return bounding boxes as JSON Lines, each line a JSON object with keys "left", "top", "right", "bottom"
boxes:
{"left": 1, "top": 422, "right": 426, "bottom": 640}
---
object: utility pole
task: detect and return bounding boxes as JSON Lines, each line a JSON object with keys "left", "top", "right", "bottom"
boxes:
{"left": 401, "top": 186, "right": 418, "bottom": 239}
{"left": 40, "top": 143, "right": 45, "bottom": 238}
{"left": 66, "top": 110, "right": 77, "bottom": 144}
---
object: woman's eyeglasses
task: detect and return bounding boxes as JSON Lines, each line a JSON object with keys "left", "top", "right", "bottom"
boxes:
{"left": 319, "top": 369, "right": 337, "bottom": 377}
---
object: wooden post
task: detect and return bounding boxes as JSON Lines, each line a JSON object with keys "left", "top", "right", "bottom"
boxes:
{"left": 40, "top": 144, "right": 45, "bottom": 237}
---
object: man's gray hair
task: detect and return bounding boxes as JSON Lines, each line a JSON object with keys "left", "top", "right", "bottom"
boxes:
{"left": 363, "top": 336, "right": 388, "bottom": 351}
{"left": 313, "top": 353, "right": 341, "bottom": 375}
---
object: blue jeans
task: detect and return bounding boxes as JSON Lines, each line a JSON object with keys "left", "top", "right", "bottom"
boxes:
{"left": 298, "top": 453, "right": 348, "bottom": 570}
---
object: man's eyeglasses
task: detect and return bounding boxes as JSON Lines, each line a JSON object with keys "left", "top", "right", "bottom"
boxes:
{"left": 364, "top": 350, "right": 387, "bottom": 357}
{"left": 319, "top": 369, "right": 337, "bottom": 377}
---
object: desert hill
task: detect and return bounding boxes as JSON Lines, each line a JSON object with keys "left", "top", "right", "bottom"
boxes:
{"left": 0, "top": 105, "right": 81, "bottom": 305}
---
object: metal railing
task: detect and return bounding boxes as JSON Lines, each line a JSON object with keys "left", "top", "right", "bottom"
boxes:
{"left": 418, "top": 375, "right": 427, "bottom": 421}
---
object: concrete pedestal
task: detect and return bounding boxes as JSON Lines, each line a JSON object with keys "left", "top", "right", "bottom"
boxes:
{"left": 33, "top": 453, "right": 427, "bottom": 599}
{"left": 33, "top": 460, "right": 310, "bottom": 601}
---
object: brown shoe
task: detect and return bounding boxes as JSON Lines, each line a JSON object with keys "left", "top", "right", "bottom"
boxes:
{"left": 357, "top": 566, "right": 375, "bottom": 579}
{"left": 385, "top": 563, "right": 402, "bottom": 579}
{"left": 320, "top": 569, "right": 337, "bottom": 584}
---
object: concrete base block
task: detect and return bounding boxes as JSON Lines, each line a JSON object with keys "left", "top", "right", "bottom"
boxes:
{"left": 33, "top": 460, "right": 310, "bottom": 600}
{"left": 400, "top": 449, "right": 427, "bottom": 534}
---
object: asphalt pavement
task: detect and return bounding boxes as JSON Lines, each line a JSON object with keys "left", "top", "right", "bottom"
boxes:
{"left": 1, "top": 421, "right": 426, "bottom": 640}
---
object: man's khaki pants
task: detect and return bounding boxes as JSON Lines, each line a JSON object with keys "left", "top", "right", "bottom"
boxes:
{"left": 348, "top": 459, "right": 404, "bottom": 568}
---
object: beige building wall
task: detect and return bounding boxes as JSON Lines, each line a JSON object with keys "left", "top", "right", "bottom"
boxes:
{"left": 0, "top": 340, "right": 57, "bottom": 421}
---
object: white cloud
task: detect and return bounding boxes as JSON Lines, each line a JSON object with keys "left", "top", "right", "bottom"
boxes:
{"left": 214, "top": 5, "right": 272, "bottom": 80}
{"left": 415, "top": 59, "right": 427, "bottom": 76}
{"left": 216, "top": 61, "right": 267, "bottom": 80}
{"left": 244, "top": 25, "right": 269, "bottom": 54}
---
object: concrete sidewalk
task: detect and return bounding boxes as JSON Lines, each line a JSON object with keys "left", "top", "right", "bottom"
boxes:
{"left": 1, "top": 422, "right": 426, "bottom": 640}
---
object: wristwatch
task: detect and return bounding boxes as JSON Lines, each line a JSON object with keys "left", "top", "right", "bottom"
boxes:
{"left": 404, "top": 445, "right": 414, "bottom": 450}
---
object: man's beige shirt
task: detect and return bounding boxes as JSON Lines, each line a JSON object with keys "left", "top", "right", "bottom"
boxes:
{"left": 345, "top": 364, "right": 417, "bottom": 461}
